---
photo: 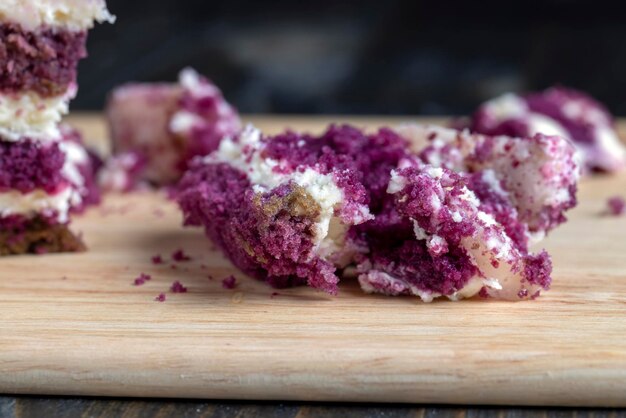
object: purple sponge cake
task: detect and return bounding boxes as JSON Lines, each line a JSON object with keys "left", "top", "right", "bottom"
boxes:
{"left": 177, "top": 124, "right": 411, "bottom": 294}
{"left": 467, "top": 87, "right": 626, "bottom": 173}
{"left": 105, "top": 68, "right": 241, "bottom": 188}
{"left": 0, "top": 126, "right": 100, "bottom": 255}
{"left": 0, "top": 0, "right": 114, "bottom": 141}
{"left": 356, "top": 125, "right": 580, "bottom": 301}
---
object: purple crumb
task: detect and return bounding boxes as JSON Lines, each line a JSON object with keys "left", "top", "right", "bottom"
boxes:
{"left": 154, "top": 293, "right": 166, "bottom": 302}
{"left": 607, "top": 196, "right": 625, "bottom": 216}
{"left": 151, "top": 254, "right": 164, "bottom": 264}
{"left": 133, "top": 273, "right": 152, "bottom": 286}
{"left": 222, "top": 275, "right": 237, "bottom": 289}
{"left": 271, "top": 292, "right": 280, "bottom": 298}
{"left": 170, "top": 280, "right": 188, "bottom": 293}
{"left": 172, "top": 249, "right": 192, "bottom": 262}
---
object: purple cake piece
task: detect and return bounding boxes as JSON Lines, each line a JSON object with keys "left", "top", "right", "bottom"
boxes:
{"left": 0, "top": 23, "right": 87, "bottom": 98}
{"left": 467, "top": 88, "right": 626, "bottom": 173}
{"left": 105, "top": 68, "right": 241, "bottom": 188}
{"left": 397, "top": 125, "right": 580, "bottom": 241}
{"left": 177, "top": 124, "right": 413, "bottom": 294}
{"left": 358, "top": 163, "right": 553, "bottom": 301}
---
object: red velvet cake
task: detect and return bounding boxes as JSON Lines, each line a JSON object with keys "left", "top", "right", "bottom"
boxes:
{"left": 104, "top": 68, "right": 241, "bottom": 189}
{"left": 0, "top": 0, "right": 113, "bottom": 255}
{"left": 177, "top": 123, "right": 580, "bottom": 301}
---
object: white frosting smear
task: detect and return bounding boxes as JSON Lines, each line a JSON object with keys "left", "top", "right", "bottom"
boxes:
{"left": 0, "top": 87, "right": 76, "bottom": 141}
{"left": 0, "top": 0, "right": 115, "bottom": 31}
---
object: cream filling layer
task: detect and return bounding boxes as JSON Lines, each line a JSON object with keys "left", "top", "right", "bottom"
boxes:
{"left": 0, "top": 87, "right": 76, "bottom": 141}
{"left": 0, "top": 0, "right": 115, "bottom": 31}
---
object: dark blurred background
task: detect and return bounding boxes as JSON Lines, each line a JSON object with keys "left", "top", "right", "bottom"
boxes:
{"left": 76, "top": 0, "right": 626, "bottom": 115}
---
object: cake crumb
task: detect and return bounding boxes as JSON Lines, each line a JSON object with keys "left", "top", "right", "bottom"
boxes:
{"left": 133, "top": 273, "right": 152, "bottom": 286}
{"left": 151, "top": 254, "right": 164, "bottom": 264}
{"left": 271, "top": 292, "right": 280, "bottom": 299}
{"left": 172, "top": 249, "right": 192, "bottom": 262}
{"left": 154, "top": 293, "right": 166, "bottom": 302}
{"left": 607, "top": 196, "right": 625, "bottom": 216}
{"left": 222, "top": 275, "right": 237, "bottom": 289}
{"left": 170, "top": 280, "right": 188, "bottom": 293}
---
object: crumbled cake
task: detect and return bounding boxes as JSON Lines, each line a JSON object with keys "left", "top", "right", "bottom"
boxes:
{"left": 358, "top": 163, "right": 553, "bottom": 301}
{"left": 104, "top": 68, "right": 241, "bottom": 189}
{"left": 465, "top": 87, "right": 626, "bottom": 173}
{"left": 177, "top": 124, "right": 409, "bottom": 294}
{"left": 177, "top": 122, "right": 580, "bottom": 301}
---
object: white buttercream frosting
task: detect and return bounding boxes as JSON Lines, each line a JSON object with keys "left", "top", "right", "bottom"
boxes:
{"left": 0, "top": 87, "right": 76, "bottom": 141}
{"left": 0, "top": 0, "right": 115, "bottom": 31}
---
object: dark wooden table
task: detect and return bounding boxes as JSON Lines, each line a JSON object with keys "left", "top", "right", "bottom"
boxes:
{"left": 1, "top": 397, "right": 624, "bottom": 418}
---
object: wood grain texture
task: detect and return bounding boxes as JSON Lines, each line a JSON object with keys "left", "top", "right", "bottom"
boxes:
{"left": 0, "top": 115, "right": 625, "bottom": 406}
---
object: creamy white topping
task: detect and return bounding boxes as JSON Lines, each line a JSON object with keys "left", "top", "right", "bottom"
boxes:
{"left": 0, "top": 0, "right": 115, "bottom": 31}
{"left": 0, "top": 87, "right": 76, "bottom": 141}
{"left": 0, "top": 186, "right": 76, "bottom": 222}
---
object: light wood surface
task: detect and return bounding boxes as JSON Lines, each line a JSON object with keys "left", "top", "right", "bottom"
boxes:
{"left": 0, "top": 115, "right": 625, "bottom": 406}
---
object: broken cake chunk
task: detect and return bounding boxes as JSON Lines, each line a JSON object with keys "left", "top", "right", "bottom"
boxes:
{"left": 177, "top": 124, "right": 412, "bottom": 294}
{"left": 105, "top": 68, "right": 241, "bottom": 188}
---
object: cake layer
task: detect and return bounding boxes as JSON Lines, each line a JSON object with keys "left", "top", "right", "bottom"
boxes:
{"left": 0, "top": 23, "right": 86, "bottom": 98}
{"left": 105, "top": 68, "right": 241, "bottom": 187}
{"left": 0, "top": 137, "right": 67, "bottom": 194}
{"left": 0, "top": 127, "right": 100, "bottom": 222}
{"left": 0, "top": 214, "right": 85, "bottom": 255}
{"left": 0, "top": 0, "right": 114, "bottom": 32}
{"left": 0, "top": 86, "right": 75, "bottom": 141}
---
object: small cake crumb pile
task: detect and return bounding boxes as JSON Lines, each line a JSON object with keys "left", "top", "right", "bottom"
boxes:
{"left": 154, "top": 293, "right": 166, "bottom": 302}
{"left": 133, "top": 273, "right": 152, "bottom": 286}
{"left": 222, "top": 275, "right": 237, "bottom": 289}
{"left": 172, "top": 249, "right": 192, "bottom": 262}
{"left": 607, "top": 196, "right": 625, "bottom": 216}
{"left": 151, "top": 254, "right": 164, "bottom": 264}
{"left": 170, "top": 280, "right": 188, "bottom": 293}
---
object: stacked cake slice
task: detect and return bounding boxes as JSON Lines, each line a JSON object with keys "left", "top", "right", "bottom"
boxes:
{"left": 0, "top": 0, "right": 113, "bottom": 255}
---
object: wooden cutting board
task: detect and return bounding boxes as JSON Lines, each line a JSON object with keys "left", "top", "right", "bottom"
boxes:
{"left": 1, "top": 115, "right": 625, "bottom": 407}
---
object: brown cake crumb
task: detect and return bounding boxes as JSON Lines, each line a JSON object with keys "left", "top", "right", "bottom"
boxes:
{"left": 0, "top": 217, "right": 86, "bottom": 256}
